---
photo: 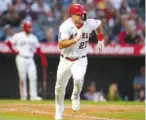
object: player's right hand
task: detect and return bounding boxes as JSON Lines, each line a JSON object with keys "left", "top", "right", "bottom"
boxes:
{"left": 42, "top": 60, "right": 48, "bottom": 68}
{"left": 74, "top": 29, "right": 82, "bottom": 42}
{"left": 11, "top": 50, "right": 18, "bottom": 55}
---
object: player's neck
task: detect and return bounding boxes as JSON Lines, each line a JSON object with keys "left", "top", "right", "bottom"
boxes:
{"left": 24, "top": 31, "right": 30, "bottom": 36}
{"left": 71, "top": 18, "right": 83, "bottom": 29}
{"left": 76, "top": 23, "right": 83, "bottom": 29}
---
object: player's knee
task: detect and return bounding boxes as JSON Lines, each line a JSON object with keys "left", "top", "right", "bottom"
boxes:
{"left": 73, "top": 75, "right": 84, "bottom": 82}
{"left": 19, "top": 80, "right": 24, "bottom": 86}
{"left": 29, "top": 74, "right": 37, "bottom": 81}
{"left": 55, "top": 85, "right": 65, "bottom": 95}
{"left": 74, "top": 79, "right": 83, "bottom": 85}
{"left": 74, "top": 79, "right": 84, "bottom": 91}
{"left": 55, "top": 87, "right": 60, "bottom": 95}
{"left": 19, "top": 75, "right": 26, "bottom": 81}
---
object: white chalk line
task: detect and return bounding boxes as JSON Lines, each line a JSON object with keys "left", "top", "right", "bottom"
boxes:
{"left": 0, "top": 108, "right": 119, "bottom": 120}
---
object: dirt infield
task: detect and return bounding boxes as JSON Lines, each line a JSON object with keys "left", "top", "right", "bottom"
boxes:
{"left": 0, "top": 102, "right": 144, "bottom": 120}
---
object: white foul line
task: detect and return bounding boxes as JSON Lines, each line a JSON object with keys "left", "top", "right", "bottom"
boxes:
{"left": 0, "top": 108, "right": 119, "bottom": 120}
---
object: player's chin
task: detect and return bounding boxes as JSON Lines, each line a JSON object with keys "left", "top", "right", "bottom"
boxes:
{"left": 79, "top": 20, "right": 83, "bottom": 24}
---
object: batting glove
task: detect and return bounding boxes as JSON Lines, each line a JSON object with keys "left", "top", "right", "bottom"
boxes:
{"left": 95, "top": 40, "right": 104, "bottom": 52}
{"left": 74, "top": 29, "right": 82, "bottom": 42}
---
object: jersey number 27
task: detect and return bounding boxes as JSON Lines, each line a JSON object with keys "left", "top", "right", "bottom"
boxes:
{"left": 79, "top": 41, "right": 88, "bottom": 49}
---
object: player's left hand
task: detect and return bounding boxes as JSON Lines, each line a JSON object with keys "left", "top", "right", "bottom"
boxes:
{"left": 42, "top": 60, "right": 48, "bottom": 68}
{"left": 74, "top": 28, "right": 82, "bottom": 42}
{"left": 95, "top": 40, "right": 104, "bottom": 52}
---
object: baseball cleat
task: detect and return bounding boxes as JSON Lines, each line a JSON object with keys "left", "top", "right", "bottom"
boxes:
{"left": 54, "top": 107, "right": 63, "bottom": 120}
{"left": 54, "top": 115, "right": 63, "bottom": 120}
{"left": 20, "top": 96, "right": 27, "bottom": 101}
{"left": 72, "top": 98, "right": 80, "bottom": 112}
{"left": 30, "top": 96, "right": 42, "bottom": 101}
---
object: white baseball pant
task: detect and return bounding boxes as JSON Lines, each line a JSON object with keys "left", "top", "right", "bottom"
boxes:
{"left": 16, "top": 55, "right": 38, "bottom": 100}
{"left": 55, "top": 56, "right": 88, "bottom": 116}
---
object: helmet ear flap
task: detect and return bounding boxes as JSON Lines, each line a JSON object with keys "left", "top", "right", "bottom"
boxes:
{"left": 83, "top": 13, "right": 87, "bottom": 21}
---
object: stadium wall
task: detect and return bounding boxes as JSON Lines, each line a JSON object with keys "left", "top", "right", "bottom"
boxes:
{"left": 0, "top": 54, "right": 144, "bottom": 100}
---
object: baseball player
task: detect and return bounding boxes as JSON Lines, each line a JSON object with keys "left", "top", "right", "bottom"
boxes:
{"left": 55, "top": 3, "right": 104, "bottom": 120}
{"left": 5, "top": 21, "right": 48, "bottom": 100}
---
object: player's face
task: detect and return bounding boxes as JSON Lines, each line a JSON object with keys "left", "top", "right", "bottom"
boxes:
{"left": 72, "top": 14, "right": 84, "bottom": 25}
{"left": 27, "top": 25, "right": 32, "bottom": 32}
{"left": 24, "top": 25, "right": 32, "bottom": 34}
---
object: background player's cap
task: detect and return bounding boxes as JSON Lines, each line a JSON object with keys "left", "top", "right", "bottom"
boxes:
{"left": 68, "top": 4, "right": 86, "bottom": 15}
{"left": 22, "top": 21, "right": 32, "bottom": 33}
{"left": 4, "top": 24, "right": 12, "bottom": 31}
{"left": 23, "top": 21, "right": 32, "bottom": 29}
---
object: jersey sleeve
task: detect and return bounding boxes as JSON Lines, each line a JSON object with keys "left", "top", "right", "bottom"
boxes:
{"left": 88, "top": 19, "right": 101, "bottom": 30}
{"left": 34, "top": 36, "right": 40, "bottom": 48}
{"left": 9, "top": 35, "right": 17, "bottom": 44}
{"left": 58, "top": 24, "right": 70, "bottom": 41}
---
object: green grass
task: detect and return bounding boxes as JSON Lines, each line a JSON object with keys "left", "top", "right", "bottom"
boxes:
{"left": 0, "top": 112, "right": 144, "bottom": 120}
{"left": 90, "top": 111, "right": 145, "bottom": 119}
{"left": 0, "top": 99, "right": 54, "bottom": 104}
{"left": 0, "top": 113, "right": 53, "bottom": 120}
{"left": 0, "top": 99, "right": 144, "bottom": 105}
{"left": 0, "top": 100, "right": 144, "bottom": 120}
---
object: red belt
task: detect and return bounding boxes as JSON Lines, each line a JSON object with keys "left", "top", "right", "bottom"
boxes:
{"left": 61, "top": 54, "right": 86, "bottom": 62}
{"left": 19, "top": 55, "right": 32, "bottom": 59}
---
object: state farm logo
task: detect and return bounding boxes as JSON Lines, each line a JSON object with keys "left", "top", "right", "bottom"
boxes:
{"left": 140, "top": 46, "right": 145, "bottom": 55}
{"left": 0, "top": 43, "right": 10, "bottom": 53}
{"left": 40, "top": 43, "right": 60, "bottom": 54}
{"left": 99, "top": 45, "right": 134, "bottom": 55}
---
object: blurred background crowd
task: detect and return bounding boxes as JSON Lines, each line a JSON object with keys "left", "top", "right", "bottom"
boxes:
{"left": 82, "top": 66, "right": 145, "bottom": 102}
{"left": 0, "top": 0, "right": 145, "bottom": 44}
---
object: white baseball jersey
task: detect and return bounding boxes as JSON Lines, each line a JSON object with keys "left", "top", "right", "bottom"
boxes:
{"left": 9, "top": 32, "right": 40, "bottom": 57}
{"left": 59, "top": 18, "right": 101, "bottom": 58}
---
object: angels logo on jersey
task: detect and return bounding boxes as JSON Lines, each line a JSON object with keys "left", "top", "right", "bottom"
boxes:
{"left": 82, "top": 32, "right": 91, "bottom": 39}
{"left": 69, "top": 33, "right": 91, "bottom": 39}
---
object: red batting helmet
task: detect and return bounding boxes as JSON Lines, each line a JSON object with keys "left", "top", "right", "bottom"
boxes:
{"left": 69, "top": 4, "right": 86, "bottom": 15}
{"left": 22, "top": 21, "right": 32, "bottom": 33}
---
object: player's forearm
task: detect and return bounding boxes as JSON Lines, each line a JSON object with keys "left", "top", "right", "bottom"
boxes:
{"left": 5, "top": 41, "right": 16, "bottom": 53}
{"left": 36, "top": 48, "right": 47, "bottom": 68}
{"left": 58, "top": 39, "right": 77, "bottom": 49}
{"left": 96, "top": 25, "right": 103, "bottom": 35}
{"left": 96, "top": 25, "right": 104, "bottom": 41}
{"left": 36, "top": 48, "right": 46, "bottom": 61}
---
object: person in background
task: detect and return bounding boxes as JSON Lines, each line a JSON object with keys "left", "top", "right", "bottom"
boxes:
{"left": 133, "top": 66, "right": 145, "bottom": 101}
{"left": 0, "top": 0, "right": 12, "bottom": 15}
{"left": 137, "top": 89, "right": 145, "bottom": 101}
{"left": 44, "top": 27, "right": 55, "bottom": 42}
{"left": 3, "top": 6, "right": 22, "bottom": 27}
{"left": 31, "top": 0, "right": 51, "bottom": 15}
{"left": 2, "top": 24, "right": 15, "bottom": 41}
{"left": 14, "top": 0, "right": 26, "bottom": 12}
{"left": 83, "top": 82, "right": 106, "bottom": 102}
{"left": 107, "top": 83, "right": 122, "bottom": 101}
{"left": 5, "top": 21, "right": 48, "bottom": 100}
